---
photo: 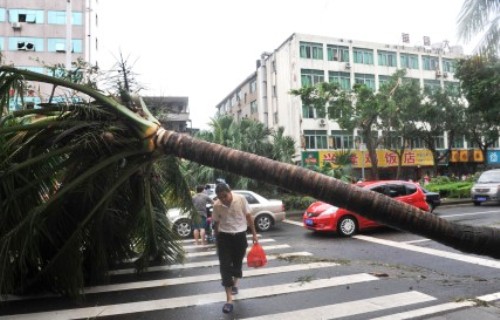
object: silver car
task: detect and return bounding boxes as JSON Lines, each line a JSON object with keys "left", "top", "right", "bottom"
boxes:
{"left": 167, "top": 190, "right": 286, "bottom": 238}
{"left": 471, "top": 169, "right": 500, "bottom": 206}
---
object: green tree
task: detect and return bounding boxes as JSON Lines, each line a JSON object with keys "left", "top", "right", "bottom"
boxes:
{"left": 291, "top": 82, "right": 383, "bottom": 179}
{"left": 457, "top": 0, "right": 499, "bottom": 56}
{"left": 378, "top": 71, "right": 421, "bottom": 179}
{"left": 455, "top": 56, "right": 500, "bottom": 161}
{"left": 1, "top": 67, "right": 500, "bottom": 297}
{"left": 184, "top": 115, "right": 295, "bottom": 192}
{"left": 413, "top": 86, "right": 466, "bottom": 176}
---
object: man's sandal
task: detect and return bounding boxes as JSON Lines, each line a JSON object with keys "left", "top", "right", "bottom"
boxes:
{"left": 222, "top": 303, "right": 234, "bottom": 313}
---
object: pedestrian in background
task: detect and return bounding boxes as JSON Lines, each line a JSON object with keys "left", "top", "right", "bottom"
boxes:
{"left": 212, "top": 183, "right": 258, "bottom": 314}
{"left": 192, "top": 185, "right": 213, "bottom": 245}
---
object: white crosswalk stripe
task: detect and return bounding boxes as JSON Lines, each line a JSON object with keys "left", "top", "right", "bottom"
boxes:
{"left": 107, "top": 251, "right": 313, "bottom": 275}
{"left": 2, "top": 235, "right": 499, "bottom": 320}
{"left": 185, "top": 244, "right": 290, "bottom": 258}
{"left": 0, "top": 274, "right": 379, "bottom": 320}
{"left": 241, "top": 291, "right": 437, "bottom": 320}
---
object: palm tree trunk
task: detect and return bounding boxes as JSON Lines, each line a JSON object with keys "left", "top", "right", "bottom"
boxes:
{"left": 157, "top": 128, "right": 500, "bottom": 259}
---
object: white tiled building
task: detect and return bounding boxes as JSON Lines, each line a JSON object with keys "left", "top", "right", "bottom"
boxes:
{"left": 0, "top": 0, "right": 98, "bottom": 109}
{"left": 216, "top": 33, "right": 465, "bottom": 163}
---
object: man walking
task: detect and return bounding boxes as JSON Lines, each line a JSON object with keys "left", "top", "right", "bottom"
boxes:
{"left": 212, "top": 183, "right": 258, "bottom": 314}
{"left": 192, "top": 185, "right": 213, "bottom": 245}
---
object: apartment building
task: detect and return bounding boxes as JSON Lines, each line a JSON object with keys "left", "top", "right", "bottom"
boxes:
{"left": 0, "top": 0, "right": 98, "bottom": 109}
{"left": 215, "top": 33, "right": 489, "bottom": 177}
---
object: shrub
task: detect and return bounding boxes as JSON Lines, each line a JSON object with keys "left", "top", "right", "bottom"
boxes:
{"left": 282, "top": 195, "right": 316, "bottom": 210}
{"left": 426, "top": 181, "right": 473, "bottom": 199}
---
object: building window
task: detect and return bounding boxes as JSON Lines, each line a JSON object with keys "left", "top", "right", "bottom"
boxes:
{"left": 353, "top": 48, "right": 374, "bottom": 65}
{"left": 434, "top": 135, "right": 445, "bottom": 149}
{"left": 47, "top": 39, "right": 83, "bottom": 53}
{"left": 9, "top": 37, "right": 43, "bottom": 51}
{"left": 302, "top": 104, "right": 317, "bottom": 119}
{"left": 326, "top": 45, "right": 349, "bottom": 62}
{"left": 422, "top": 55, "right": 440, "bottom": 70}
{"left": 408, "top": 137, "right": 424, "bottom": 149}
{"left": 383, "top": 134, "right": 403, "bottom": 149}
{"left": 330, "top": 130, "right": 354, "bottom": 149}
{"left": 424, "top": 79, "right": 441, "bottom": 94}
{"left": 452, "top": 136, "right": 465, "bottom": 148}
{"left": 300, "top": 42, "right": 323, "bottom": 60}
{"left": 304, "top": 130, "right": 328, "bottom": 149}
{"left": 18, "top": 66, "right": 45, "bottom": 74}
{"left": 48, "top": 11, "right": 83, "bottom": 25}
{"left": 328, "top": 71, "right": 351, "bottom": 90}
{"left": 301, "top": 69, "right": 324, "bottom": 87}
{"left": 442, "top": 59, "right": 456, "bottom": 73}
{"left": 377, "top": 50, "right": 397, "bottom": 67}
{"left": 8, "top": 9, "right": 44, "bottom": 23}
{"left": 0, "top": 8, "right": 5, "bottom": 22}
{"left": 354, "top": 73, "right": 376, "bottom": 90}
{"left": 250, "top": 100, "right": 258, "bottom": 114}
{"left": 400, "top": 53, "right": 419, "bottom": 69}
{"left": 250, "top": 80, "right": 257, "bottom": 93}
{"left": 378, "top": 75, "right": 392, "bottom": 88}
{"left": 444, "top": 81, "right": 460, "bottom": 97}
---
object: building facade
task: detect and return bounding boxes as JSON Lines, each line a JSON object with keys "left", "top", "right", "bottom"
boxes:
{"left": 143, "top": 96, "right": 193, "bottom": 134}
{"left": 215, "top": 33, "right": 495, "bottom": 177}
{"left": 1, "top": 0, "right": 98, "bottom": 109}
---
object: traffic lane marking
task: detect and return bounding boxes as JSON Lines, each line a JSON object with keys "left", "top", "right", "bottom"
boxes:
{"left": 354, "top": 235, "right": 500, "bottom": 269}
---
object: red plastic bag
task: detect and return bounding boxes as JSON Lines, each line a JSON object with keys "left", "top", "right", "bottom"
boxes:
{"left": 247, "top": 243, "right": 267, "bottom": 268}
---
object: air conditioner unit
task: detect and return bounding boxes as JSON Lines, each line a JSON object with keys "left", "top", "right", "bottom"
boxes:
{"left": 435, "top": 70, "right": 442, "bottom": 77}
{"left": 25, "top": 42, "right": 35, "bottom": 51}
{"left": 319, "top": 119, "right": 326, "bottom": 127}
{"left": 55, "top": 43, "right": 66, "bottom": 53}
{"left": 12, "top": 22, "right": 22, "bottom": 29}
{"left": 17, "top": 42, "right": 35, "bottom": 51}
{"left": 345, "top": 63, "right": 351, "bottom": 70}
{"left": 443, "top": 72, "right": 448, "bottom": 78}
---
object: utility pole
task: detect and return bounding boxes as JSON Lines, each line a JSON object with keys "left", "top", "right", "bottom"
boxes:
{"left": 66, "top": 0, "right": 72, "bottom": 70}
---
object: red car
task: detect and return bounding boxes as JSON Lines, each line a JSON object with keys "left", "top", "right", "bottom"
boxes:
{"left": 303, "top": 180, "right": 431, "bottom": 236}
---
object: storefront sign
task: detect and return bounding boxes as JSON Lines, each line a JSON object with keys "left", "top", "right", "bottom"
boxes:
{"left": 487, "top": 150, "right": 500, "bottom": 165}
{"left": 303, "top": 149, "right": 434, "bottom": 169}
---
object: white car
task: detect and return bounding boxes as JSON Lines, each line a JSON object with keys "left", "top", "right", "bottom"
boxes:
{"left": 167, "top": 190, "right": 286, "bottom": 238}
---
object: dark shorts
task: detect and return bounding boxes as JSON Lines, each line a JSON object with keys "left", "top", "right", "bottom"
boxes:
{"left": 192, "top": 216, "right": 207, "bottom": 230}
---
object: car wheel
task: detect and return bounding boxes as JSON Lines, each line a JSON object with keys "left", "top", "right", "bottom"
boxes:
{"left": 255, "top": 214, "right": 273, "bottom": 232}
{"left": 174, "top": 218, "right": 192, "bottom": 238}
{"left": 337, "top": 216, "right": 358, "bottom": 237}
{"left": 473, "top": 201, "right": 481, "bottom": 206}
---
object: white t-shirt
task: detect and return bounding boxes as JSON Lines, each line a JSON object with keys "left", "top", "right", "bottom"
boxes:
{"left": 213, "top": 193, "right": 251, "bottom": 233}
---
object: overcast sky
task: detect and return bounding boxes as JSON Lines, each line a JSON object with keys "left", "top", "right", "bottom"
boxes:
{"left": 97, "top": 0, "right": 469, "bottom": 130}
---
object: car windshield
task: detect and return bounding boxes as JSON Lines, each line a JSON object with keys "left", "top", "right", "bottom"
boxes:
{"left": 477, "top": 171, "right": 500, "bottom": 183}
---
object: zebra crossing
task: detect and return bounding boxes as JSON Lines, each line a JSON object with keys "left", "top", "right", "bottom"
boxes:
{"left": 1, "top": 234, "right": 499, "bottom": 319}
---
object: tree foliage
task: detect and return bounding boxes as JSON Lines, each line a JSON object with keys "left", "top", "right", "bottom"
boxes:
{"left": 183, "top": 115, "right": 296, "bottom": 194}
{"left": 454, "top": 56, "right": 500, "bottom": 161}
{"left": 457, "top": 0, "right": 500, "bottom": 56}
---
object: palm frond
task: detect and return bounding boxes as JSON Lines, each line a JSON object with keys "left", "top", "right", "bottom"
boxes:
{"left": 0, "top": 67, "right": 186, "bottom": 296}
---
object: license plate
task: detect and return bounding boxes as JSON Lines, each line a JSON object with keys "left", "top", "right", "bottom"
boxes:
{"left": 476, "top": 197, "right": 487, "bottom": 202}
{"left": 305, "top": 219, "right": 314, "bottom": 226}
